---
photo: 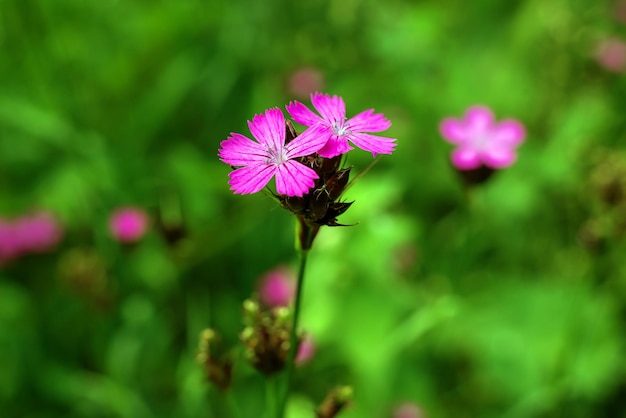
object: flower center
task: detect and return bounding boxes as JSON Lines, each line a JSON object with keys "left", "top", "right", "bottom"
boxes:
{"left": 266, "top": 145, "right": 287, "bottom": 165}
{"left": 331, "top": 119, "right": 351, "bottom": 136}
{"left": 471, "top": 134, "right": 491, "bottom": 151}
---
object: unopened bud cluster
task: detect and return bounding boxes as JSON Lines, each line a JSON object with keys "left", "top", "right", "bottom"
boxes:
{"left": 240, "top": 299, "right": 303, "bottom": 376}
{"left": 196, "top": 328, "right": 233, "bottom": 390}
{"left": 316, "top": 385, "right": 354, "bottom": 418}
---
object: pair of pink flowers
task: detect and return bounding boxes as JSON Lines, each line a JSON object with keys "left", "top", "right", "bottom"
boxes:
{"left": 218, "top": 93, "right": 396, "bottom": 197}
{"left": 0, "top": 212, "right": 64, "bottom": 264}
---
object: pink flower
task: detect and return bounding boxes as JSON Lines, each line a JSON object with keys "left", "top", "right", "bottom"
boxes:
{"left": 392, "top": 402, "right": 427, "bottom": 418}
{"left": 439, "top": 105, "right": 525, "bottom": 170}
{"left": 0, "top": 219, "right": 22, "bottom": 263}
{"left": 288, "top": 67, "right": 325, "bottom": 99}
{"left": 109, "top": 207, "right": 149, "bottom": 243}
{"left": 594, "top": 37, "right": 626, "bottom": 73}
{"left": 258, "top": 265, "right": 296, "bottom": 307}
{"left": 287, "top": 93, "right": 396, "bottom": 159}
{"left": 296, "top": 333, "right": 316, "bottom": 365}
{"left": 14, "top": 212, "right": 63, "bottom": 253}
{"left": 218, "top": 107, "right": 328, "bottom": 197}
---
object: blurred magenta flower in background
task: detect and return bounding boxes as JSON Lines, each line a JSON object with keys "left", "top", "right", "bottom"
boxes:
{"left": 109, "top": 207, "right": 149, "bottom": 243}
{"left": 594, "top": 37, "right": 626, "bottom": 73}
{"left": 288, "top": 67, "right": 325, "bottom": 99}
{"left": 439, "top": 105, "right": 526, "bottom": 170}
{"left": 287, "top": 93, "right": 396, "bottom": 158}
{"left": 258, "top": 265, "right": 296, "bottom": 307}
{"left": 0, "top": 212, "right": 64, "bottom": 264}
{"left": 0, "top": 219, "right": 21, "bottom": 263}
{"left": 15, "top": 212, "right": 64, "bottom": 253}
{"left": 296, "top": 333, "right": 316, "bottom": 366}
{"left": 391, "top": 402, "right": 427, "bottom": 418}
{"left": 218, "top": 107, "right": 328, "bottom": 196}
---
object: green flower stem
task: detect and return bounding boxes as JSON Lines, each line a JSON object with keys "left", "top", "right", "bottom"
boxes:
{"left": 226, "top": 390, "right": 243, "bottom": 418}
{"left": 265, "top": 377, "right": 278, "bottom": 418}
{"left": 276, "top": 245, "right": 310, "bottom": 418}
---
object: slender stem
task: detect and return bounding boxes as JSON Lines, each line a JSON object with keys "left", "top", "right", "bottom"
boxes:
{"left": 265, "top": 377, "right": 277, "bottom": 418}
{"left": 225, "top": 390, "right": 243, "bottom": 418}
{"left": 276, "top": 247, "right": 309, "bottom": 418}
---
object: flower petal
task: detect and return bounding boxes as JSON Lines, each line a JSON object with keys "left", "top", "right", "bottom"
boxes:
{"left": 310, "top": 92, "right": 346, "bottom": 124}
{"left": 347, "top": 133, "right": 396, "bottom": 158}
{"left": 483, "top": 146, "right": 517, "bottom": 168}
{"left": 219, "top": 133, "right": 268, "bottom": 166}
{"left": 492, "top": 119, "right": 526, "bottom": 147}
{"left": 286, "top": 100, "right": 325, "bottom": 127}
{"left": 248, "top": 108, "right": 285, "bottom": 151}
{"left": 465, "top": 106, "right": 495, "bottom": 132}
{"left": 274, "top": 160, "right": 318, "bottom": 197}
{"left": 439, "top": 118, "right": 468, "bottom": 144}
{"left": 286, "top": 124, "right": 331, "bottom": 158}
{"left": 451, "top": 147, "right": 482, "bottom": 170}
{"left": 316, "top": 135, "right": 354, "bottom": 158}
{"left": 346, "top": 109, "right": 391, "bottom": 132}
{"left": 228, "top": 163, "right": 276, "bottom": 195}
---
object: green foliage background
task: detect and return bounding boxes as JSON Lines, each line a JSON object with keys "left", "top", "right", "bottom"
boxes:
{"left": 2, "top": 0, "right": 626, "bottom": 417}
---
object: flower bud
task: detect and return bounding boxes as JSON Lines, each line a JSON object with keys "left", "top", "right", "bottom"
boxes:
{"left": 315, "top": 386, "right": 353, "bottom": 418}
{"left": 197, "top": 328, "right": 233, "bottom": 390}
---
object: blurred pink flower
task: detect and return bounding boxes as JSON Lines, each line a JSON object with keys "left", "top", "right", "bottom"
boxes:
{"left": 14, "top": 212, "right": 64, "bottom": 253}
{"left": 0, "top": 219, "right": 22, "bottom": 263}
{"left": 288, "top": 67, "right": 325, "bottom": 99}
{"left": 287, "top": 92, "right": 396, "bottom": 158}
{"left": 296, "top": 333, "right": 316, "bottom": 366}
{"left": 258, "top": 265, "right": 296, "bottom": 307}
{"left": 392, "top": 402, "right": 427, "bottom": 418}
{"left": 0, "top": 212, "right": 64, "bottom": 264}
{"left": 594, "top": 37, "right": 626, "bottom": 73}
{"left": 218, "top": 107, "right": 328, "bottom": 197}
{"left": 440, "top": 105, "right": 525, "bottom": 170}
{"left": 109, "top": 207, "right": 149, "bottom": 243}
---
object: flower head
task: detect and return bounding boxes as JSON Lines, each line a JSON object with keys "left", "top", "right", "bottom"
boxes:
{"left": 440, "top": 105, "right": 525, "bottom": 170}
{"left": 594, "top": 37, "right": 626, "bottom": 73}
{"left": 287, "top": 92, "right": 396, "bottom": 158}
{"left": 0, "top": 212, "right": 64, "bottom": 264}
{"left": 392, "top": 402, "right": 427, "bottom": 418}
{"left": 219, "top": 107, "right": 328, "bottom": 197}
{"left": 15, "top": 212, "right": 63, "bottom": 253}
{"left": 288, "top": 67, "right": 325, "bottom": 99}
{"left": 109, "top": 207, "right": 149, "bottom": 243}
{"left": 295, "top": 333, "right": 316, "bottom": 365}
{"left": 258, "top": 265, "right": 296, "bottom": 307}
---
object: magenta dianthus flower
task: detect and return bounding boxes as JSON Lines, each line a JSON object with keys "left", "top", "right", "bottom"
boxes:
{"left": 440, "top": 105, "right": 525, "bottom": 170}
{"left": 287, "top": 92, "right": 396, "bottom": 159}
{"left": 109, "top": 207, "right": 149, "bottom": 243}
{"left": 219, "top": 107, "right": 328, "bottom": 197}
{"left": 258, "top": 265, "right": 296, "bottom": 307}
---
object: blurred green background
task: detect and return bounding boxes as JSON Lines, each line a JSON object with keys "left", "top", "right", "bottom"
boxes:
{"left": 2, "top": 0, "right": 626, "bottom": 417}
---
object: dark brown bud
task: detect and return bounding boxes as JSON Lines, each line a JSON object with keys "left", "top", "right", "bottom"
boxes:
{"left": 309, "top": 188, "right": 330, "bottom": 220}
{"left": 319, "top": 155, "right": 343, "bottom": 176}
{"left": 325, "top": 168, "right": 351, "bottom": 200}
{"left": 281, "top": 195, "right": 306, "bottom": 214}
